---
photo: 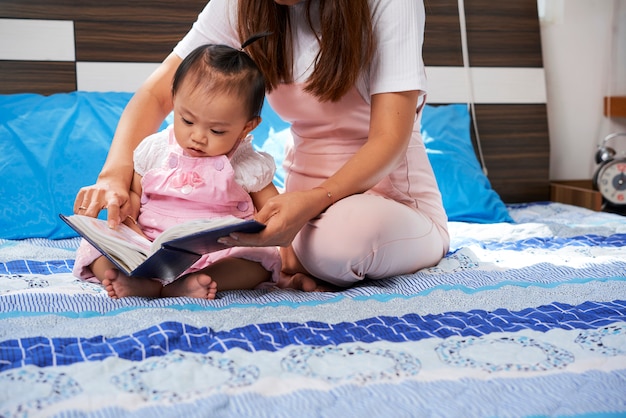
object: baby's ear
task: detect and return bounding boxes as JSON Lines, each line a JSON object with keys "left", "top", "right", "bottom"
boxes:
{"left": 245, "top": 116, "right": 262, "bottom": 133}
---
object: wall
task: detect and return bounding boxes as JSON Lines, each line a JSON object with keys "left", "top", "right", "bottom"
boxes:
{"left": 0, "top": 0, "right": 208, "bottom": 93}
{"left": 0, "top": 0, "right": 552, "bottom": 203}
{"left": 4, "top": 1, "right": 618, "bottom": 183}
{"left": 540, "top": 0, "right": 626, "bottom": 180}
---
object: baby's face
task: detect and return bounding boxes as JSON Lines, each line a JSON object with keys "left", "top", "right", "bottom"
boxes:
{"left": 172, "top": 82, "right": 254, "bottom": 158}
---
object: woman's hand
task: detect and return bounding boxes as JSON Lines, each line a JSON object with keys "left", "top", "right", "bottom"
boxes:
{"left": 74, "top": 52, "right": 180, "bottom": 227}
{"left": 219, "top": 188, "right": 328, "bottom": 248}
{"left": 74, "top": 176, "right": 132, "bottom": 228}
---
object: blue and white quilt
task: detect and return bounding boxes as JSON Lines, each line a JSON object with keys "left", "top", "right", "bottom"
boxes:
{"left": 1, "top": 202, "right": 626, "bottom": 418}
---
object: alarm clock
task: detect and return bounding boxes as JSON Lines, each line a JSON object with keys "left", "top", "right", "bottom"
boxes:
{"left": 593, "top": 132, "right": 626, "bottom": 209}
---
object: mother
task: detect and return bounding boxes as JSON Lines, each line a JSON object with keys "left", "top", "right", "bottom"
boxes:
{"left": 75, "top": 0, "right": 449, "bottom": 291}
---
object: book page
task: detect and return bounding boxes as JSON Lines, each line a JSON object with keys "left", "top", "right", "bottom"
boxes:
{"left": 67, "top": 215, "right": 152, "bottom": 256}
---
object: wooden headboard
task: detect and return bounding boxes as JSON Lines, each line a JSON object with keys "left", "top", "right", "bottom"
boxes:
{"left": 0, "top": 0, "right": 550, "bottom": 203}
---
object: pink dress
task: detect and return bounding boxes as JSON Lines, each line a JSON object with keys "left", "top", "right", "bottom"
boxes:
{"left": 268, "top": 84, "right": 450, "bottom": 286}
{"left": 73, "top": 127, "right": 281, "bottom": 285}
{"left": 159, "top": 0, "right": 449, "bottom": 286}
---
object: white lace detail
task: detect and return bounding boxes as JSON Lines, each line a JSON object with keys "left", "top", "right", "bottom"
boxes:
{"left": 231, "top": 135, "right": 276, "bottom": 192}
{"left": 133, "top": 130, "right": 171, "bottom": 176}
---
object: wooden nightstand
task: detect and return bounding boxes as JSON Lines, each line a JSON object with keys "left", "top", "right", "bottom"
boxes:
{"left": 550, "top": 180, "right": 603, "bottom": 211}
{"left": 604, "top": 96, "right": 626, "bottom": 117}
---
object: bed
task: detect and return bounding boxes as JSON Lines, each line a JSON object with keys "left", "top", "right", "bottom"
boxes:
{"left": 1, "top": 1, "right": 626, "bottom": 417}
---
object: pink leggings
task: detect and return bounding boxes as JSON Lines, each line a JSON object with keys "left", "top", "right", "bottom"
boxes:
{"left": 292, "top": 193, "right": 449, "bottom": 287}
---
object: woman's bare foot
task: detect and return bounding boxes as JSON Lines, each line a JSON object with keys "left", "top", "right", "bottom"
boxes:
{"left": 277, "top": 272, "right": 318, "bottom": 291}
{"left": 160, "top": 272, "right": 218, "bottom": 299}
{"left": 101, "top": 268, "right": 162, "bottom": 299}
{"left": 277, "top": 272, "right": 341, "bottom": 292}
{"left": 278, "top": 246, "right": 339, "bottom": 292}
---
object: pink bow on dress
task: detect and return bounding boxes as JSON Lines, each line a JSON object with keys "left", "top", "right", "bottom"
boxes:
{"left": 170, "top": 171, "right": 205, "bottom": 194}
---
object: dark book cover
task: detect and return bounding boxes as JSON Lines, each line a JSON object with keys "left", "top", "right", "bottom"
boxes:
{"left": 60, "top": 214, "right": 265, "bottom": 281}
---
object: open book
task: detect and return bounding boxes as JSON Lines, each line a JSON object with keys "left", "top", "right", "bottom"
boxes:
{"left": 60, "top": 214, "right": 265, "bottom": 281}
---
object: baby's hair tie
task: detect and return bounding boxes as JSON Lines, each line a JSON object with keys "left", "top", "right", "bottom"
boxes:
{"left": 240, "top": 31, "right": 273, "bottom": 51}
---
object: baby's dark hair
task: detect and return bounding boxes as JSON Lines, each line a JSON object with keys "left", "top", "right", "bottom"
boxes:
{"left": 172, "top": 34, "right": 270, "bottom": 119}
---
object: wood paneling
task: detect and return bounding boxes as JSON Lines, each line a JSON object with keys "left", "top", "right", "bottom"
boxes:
{"left": 0, "top": 0, "right": 551, "bottom": 204}
{"left": 424, "top": 0, "right": 543, "bottom": 68}
{"left": 1, "top": 0, "right": 207, "bottom": 62}
{"left": 466, "top": 31, "right": 543, "bottom": 67}
{"left": 0, "top": 0, "right": 206, "bottom": 23}
{"left": 472, "top": 104, "right": 551, "bottom": 202}
{"left": 551, "top": 180, "right": 603, "bottom": 211}
{"left": 465, "top": 0, "right": 542, "bottom": 33}
{"left": 75, "top": 21, "right": 190, "bottom": 62}
{"left": 0, "top": 61, "right": 76, "bottom": 94}
{"left": 423, "top": 0, "right": 463, "bottom": 66}
{"left": 604, "top": 96, "right": 626, "bottom": 117}
{"left": 465, "top": 1, "right": 543, "bottom": 67}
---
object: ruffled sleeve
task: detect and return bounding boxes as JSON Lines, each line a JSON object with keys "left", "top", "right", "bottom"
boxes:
{"left": 133, "top": 129, "right": 170, "bottom": 177}
{"left": 230, "top": 135, "right": 277, "bottom": 193}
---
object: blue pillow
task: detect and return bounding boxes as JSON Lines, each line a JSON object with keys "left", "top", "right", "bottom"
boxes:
{"left": 0, "top": 92, "right": 174, "bottom": 239}
{"left": 0, "top": 94, "right": 509, "bottom": 240}
{"left": 0, "top": 92, "right": 288, "bottom": 239}
{"left": 422, "top": 104, "right": 513, "bottom": 223}
{"left": 253, "top": 102, "right": 511, "bottom": 223}
{"left": 0, "top": 92, "right": 129, "bottom": 239}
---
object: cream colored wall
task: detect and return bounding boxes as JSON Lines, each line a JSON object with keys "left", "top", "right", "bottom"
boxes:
{"left": 539, "top": 0, "right": 626, "bottom": 180}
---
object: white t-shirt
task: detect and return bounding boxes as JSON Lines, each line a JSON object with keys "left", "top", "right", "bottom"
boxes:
{"left": 173, "top": 0, "right": 428, "bottom": 103}
{"left": 173, "top": 0, "right": 447, "bottom": 235}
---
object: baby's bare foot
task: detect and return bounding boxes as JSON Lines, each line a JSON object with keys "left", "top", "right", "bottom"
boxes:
{"left": 101, "top": 268, "right": 162, "bottom": 299}
{"left": 161, "top": 273, "right": 218, "bottom": 299}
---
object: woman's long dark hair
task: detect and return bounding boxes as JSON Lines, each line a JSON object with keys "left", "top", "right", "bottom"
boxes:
{"left": 237, "top": 0, "right": 374, "bottom": 102}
